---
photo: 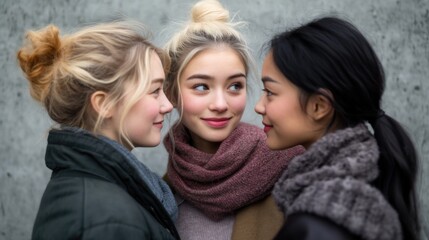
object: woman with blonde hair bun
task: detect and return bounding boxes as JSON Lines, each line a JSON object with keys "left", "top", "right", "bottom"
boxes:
{"left": 162, "top": 0, "right": 304, "bottom": 239}
{"left": 17, "top": 21, "right": 180, "bottom": 239}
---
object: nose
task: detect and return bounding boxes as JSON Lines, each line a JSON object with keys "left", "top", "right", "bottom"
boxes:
{"left": 208, "top": 89, "right": 228, "bottom": 112}
{"left": 160, "top": 90, "right": 173, "bottom": 114}
{"left": 254, "top": 95, "right": 266, "bottom": 115}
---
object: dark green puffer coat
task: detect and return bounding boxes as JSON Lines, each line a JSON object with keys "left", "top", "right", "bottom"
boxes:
{"left": 32, "top": 128, "right": 180, "bottom": 240}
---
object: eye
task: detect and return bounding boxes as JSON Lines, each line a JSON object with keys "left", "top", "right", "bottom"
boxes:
{"left": 193, "top": 84, "right": 209, "bottom": 92}
{"left": 228, "top": 82, "right": 244, "bottom": 92}
{"left": 151, "top": 87, "right": 161, "bottom": 97}
{"left": 262, "top": 88, "right": 273, "bottom": 96}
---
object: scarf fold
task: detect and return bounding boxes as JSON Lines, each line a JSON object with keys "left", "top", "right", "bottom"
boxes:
{"left": 273, "top": 124, "right": 402, "bottom": 240}
{"left": 164, "top": 122, "right": 304, "bottom": 220}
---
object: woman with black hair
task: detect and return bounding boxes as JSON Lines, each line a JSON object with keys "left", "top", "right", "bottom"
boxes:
{"left": 255, "top": 17, "right": 420, "bottom": 240}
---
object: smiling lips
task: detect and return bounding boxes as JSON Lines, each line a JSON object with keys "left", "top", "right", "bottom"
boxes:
{"left": 202, "top": 117, "right": 232, "bottom": 128}
{"left": 263, "top": 123, "right": 273, "bottom": 133}
{"left": 153, "top": 120, "right": 164, "bottom": 129}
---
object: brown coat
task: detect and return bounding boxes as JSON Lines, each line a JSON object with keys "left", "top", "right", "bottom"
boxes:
{"left": 231, "top": 195, "right": 284, "bottom": 240}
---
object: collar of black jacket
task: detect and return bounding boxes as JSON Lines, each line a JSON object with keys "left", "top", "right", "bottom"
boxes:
{"left": 45, "top": 128, "right": 181, "bottom": 239}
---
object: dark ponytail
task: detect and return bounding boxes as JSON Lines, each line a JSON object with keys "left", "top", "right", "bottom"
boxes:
{"left": 370, "top": 114, "right": 420, "bottom": 240}
{"left": 270, "top": 16, "right": 420, "bottom": 240}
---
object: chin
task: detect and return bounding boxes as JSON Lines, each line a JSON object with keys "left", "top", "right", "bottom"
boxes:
{"left": 204, "top": 133, "right": 230, "bottom": 143}
{"left": 266, "top": 139, "right": 285, "bottom": 150}
{"left": 136, "top": 143, "right": 159, "bottom": 148}
{"left": 266, "top": 144, "right": 281, "bottom": 150}
{"left": 147, "top": 139, "right": 161, "bottom": 147}
{"left": 133, "top": 139, "right": 161, "bottom": 148}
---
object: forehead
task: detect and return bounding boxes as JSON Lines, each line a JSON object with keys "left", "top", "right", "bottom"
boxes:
{"left": 262, "top": 51, "right": 283, "bottom": 77}
{"left": 261, "top": 51, "right": 300, "bottom": 91}
{"left": 195, "top": 46, "right": 243, "bottom": 63}
{"left": 182, "top": 46, "right": 246, "bottom": 76}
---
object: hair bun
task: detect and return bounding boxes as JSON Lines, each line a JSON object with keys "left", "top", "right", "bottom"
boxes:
{"left": 17, "top": 25, "right": 62, "bottom": 102}
{"left": 191, "top": 0, "right": 229, "bottom": 23}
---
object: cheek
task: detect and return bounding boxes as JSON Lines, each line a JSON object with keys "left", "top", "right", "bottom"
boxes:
{"left": 229, "top": 94, "right": 247, "bottom": 113}
{"left": 181, "top": 93, "right": 206, "bottom": 115}
{"left": 267, "top": 97, "right": 296, "bottom": 121}
{"left": 130, "top": 98, "right": 159, "bottom": 122}
{"left": 145, "top": 104, "right": 159, "bottom": 119}
{"left": 265, "top": 100, "right": 280, "bottom": 118}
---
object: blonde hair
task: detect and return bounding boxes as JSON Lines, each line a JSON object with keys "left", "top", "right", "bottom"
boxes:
{"left": 164, "top": 0, "right": 255, "bottom": 109}
{"left": 17, "top": 21, "right": 170, "bottom": 146}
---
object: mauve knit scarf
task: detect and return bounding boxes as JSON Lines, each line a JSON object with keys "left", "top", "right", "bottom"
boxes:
{"left": 164, "top": 122, "right": 304, "bottom": 221}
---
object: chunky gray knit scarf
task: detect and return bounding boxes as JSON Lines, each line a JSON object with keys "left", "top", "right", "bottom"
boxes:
{"left": 273, "top": 124, "right": 402, "bottom": 240}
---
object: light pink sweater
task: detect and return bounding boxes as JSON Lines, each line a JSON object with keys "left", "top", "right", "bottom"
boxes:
{"left": 175, "top": 195, "right": 234, "bottom": 240}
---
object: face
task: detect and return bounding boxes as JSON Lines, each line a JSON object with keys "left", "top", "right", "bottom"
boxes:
{"left": 254, "top": 51, "right": 320, "bottom": 150}
{"left": 179, "top": 46, "right": 247, "bottom": 153}
{"left": 108, "top": 52, "right": 173, "bottom": 148}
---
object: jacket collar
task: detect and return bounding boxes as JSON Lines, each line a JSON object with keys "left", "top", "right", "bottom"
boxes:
{"left": 45, "top": 127, "right": 181, "bottom": 239}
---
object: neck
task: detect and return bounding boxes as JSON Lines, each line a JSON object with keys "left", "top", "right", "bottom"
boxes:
{"left": 188, "top": 129, "right": 221, "bottom": 154}
{"left": 304, "top": 116, "right": 344, "bottom": 149}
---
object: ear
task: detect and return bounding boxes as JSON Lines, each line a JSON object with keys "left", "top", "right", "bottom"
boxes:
{"left": 306, "top": 91, "right": 334, "bottom": 122}
{"left": 90, "top": 91, "right": 113, "bottom": 118}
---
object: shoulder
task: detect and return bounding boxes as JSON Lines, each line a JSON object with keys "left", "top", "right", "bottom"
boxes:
{"left": 233, "top": 195, "right": 283, "bottom": 240}
{"left": 274, "top": 213, "right": 360, "bottom": 240}
{"left": 236, "top": 194, "right": 281, "bottom": 220}
{"left": 33, "top": 176, "right": 172, "bottom": 240}
{"left": 39, "top": 174, "right": 144, "bottom": 215}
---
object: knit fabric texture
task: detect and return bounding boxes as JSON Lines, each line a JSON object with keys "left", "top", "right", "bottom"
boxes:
{"left": 174, "top": 195, "right": 235, "bottom": 240}
{"left": 273, "top": 124, "right": 402, "bottom": 240}
{"left": 164, "top": 122, "right": 305, "bottom": 220}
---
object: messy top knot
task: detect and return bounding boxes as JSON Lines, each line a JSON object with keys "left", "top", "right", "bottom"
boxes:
{"left": 191, "top": 0, "right": 229, "bottom": 23}
{"left": 164, "top": 0, "right": 255, "bottom": 108}
{"left": 181, "top": 0, "right": 238, "bottom": 37}
{"left": 17, "top": 25, "right": 63, "bottom": 102}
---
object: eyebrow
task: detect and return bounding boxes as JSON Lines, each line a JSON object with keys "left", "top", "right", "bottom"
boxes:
{"left": 261, "top": 76, "right": 279, "bottom": 84}
{"left": 151, "top": 78, "right": 164, "bottom": 84}
{"left": 186, "top": 73, "right": 246, "bottom": 81}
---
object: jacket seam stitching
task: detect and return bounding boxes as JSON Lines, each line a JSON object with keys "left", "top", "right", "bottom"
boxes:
{"left": 81, "top": 177, "right": 86, "bottom": 238}
{"left": 82, "top": 222, "right": 149, "bottom": 233}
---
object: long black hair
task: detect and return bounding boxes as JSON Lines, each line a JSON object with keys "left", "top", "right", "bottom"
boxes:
{"left": 269, "top": 17, "right": 420, "bottom": 240}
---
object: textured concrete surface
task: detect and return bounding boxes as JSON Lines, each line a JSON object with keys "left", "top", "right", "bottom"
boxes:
{"left": 1, "top": 0, "right": 428, "bottom": 239}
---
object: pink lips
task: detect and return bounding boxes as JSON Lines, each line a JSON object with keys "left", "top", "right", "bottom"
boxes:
{"left": 202, "top": 117, "right": 231, "bottom": 128}
{"left": 262, "top": 123, "right": 273, "bottom": 133}
{"left": 154, "top": 120, "right": 164, "bottom": 129}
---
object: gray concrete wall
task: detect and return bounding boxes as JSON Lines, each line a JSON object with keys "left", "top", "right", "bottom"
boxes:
{"left": 1, "top": 0, "right": 428, "bottom": 239}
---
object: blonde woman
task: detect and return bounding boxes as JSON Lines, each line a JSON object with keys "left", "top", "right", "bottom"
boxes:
{"left": 17, "top": 21, "right": 180, "bottom": 239}
{"left": 162, "top": 1, "right": 304, "bottom": 239}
